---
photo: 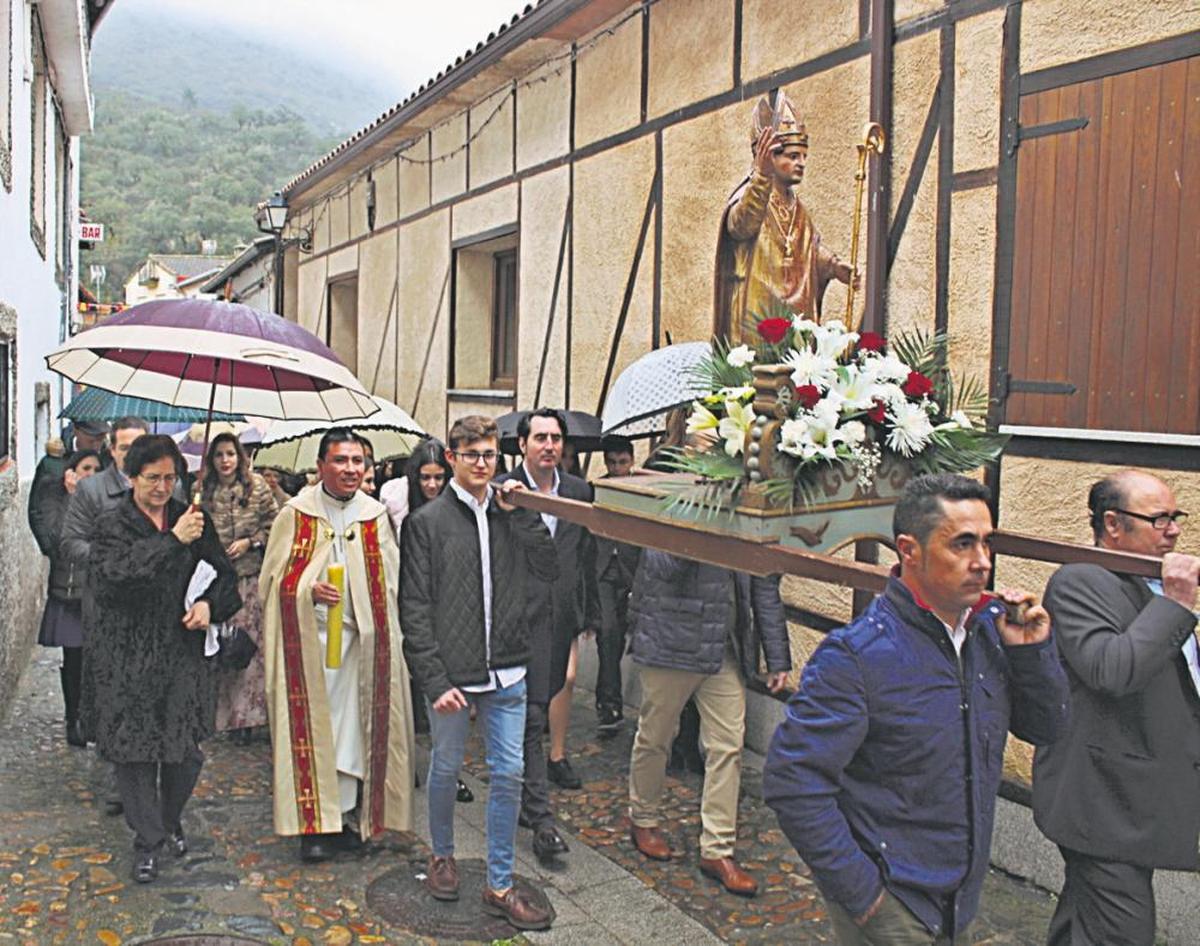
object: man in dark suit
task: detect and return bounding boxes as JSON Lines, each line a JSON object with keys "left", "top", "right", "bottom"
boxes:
{"left": 496, "top": 408, "right": 599, "bottom": 864}
{"left": 1033, "top": 470, "right": 1200, "bottom": 946}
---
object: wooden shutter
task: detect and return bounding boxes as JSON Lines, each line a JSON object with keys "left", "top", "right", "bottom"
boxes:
{"left": 1006, "top": 55, "right": 1200, "bottom": 434}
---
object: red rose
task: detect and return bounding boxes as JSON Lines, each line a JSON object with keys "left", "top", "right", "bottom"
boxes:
{"left": 794, "top": 384, "right": 821, "bottom": 409}
{"left": 755, "top": 317, "right": 791, "bottom": 344}
{"left": 858, "top": 332, "right": 885, "bottom": 352}
{"left": 867, "top": 399, "right": 886, "bottom": 423}
{"left": 902, "top": 371, "right": 934, "bottom": 398}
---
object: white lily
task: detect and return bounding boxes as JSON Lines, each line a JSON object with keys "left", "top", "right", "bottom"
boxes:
{"left": 791, "top": 316, "right": 822, "bottom": 338}
{"left": 726, "top": 344, "right": 756, "bottom": 368}
{"left": 718, "top": 399, "right": 755, "bottom": 457}
{"left": 830, "top": 365, "right": 879, "bottom": 413}
{"left": 951, "top": 409, "right": 974, "bottom": 429}
{"left": 886, "top": 400, "right": 934, "bottom": 456}
{"left": 717, "top": 385, "right": 756, "bottom": 402}
{"left": 784, "top": 346, "right": 838, "bottom": 390}
{"left": 862, "top": 352, "right": 912, "bottom": 384}
{"left": 686, "top": 401, "right": 719, "bottom": 433}
{"left": 814, "top": 321, "right": 859, "bottom": 360}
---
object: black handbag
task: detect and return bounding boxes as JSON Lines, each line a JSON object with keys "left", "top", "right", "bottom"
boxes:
{"left": 217, "top": 624, "right": 258, "bottom": 671}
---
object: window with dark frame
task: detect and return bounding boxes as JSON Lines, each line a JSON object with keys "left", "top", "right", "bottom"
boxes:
{"left": 490, "top": 249, "right": 518, "bottom": 386}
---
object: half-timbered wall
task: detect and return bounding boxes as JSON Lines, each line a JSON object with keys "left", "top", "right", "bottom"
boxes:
{"left": 283, "top": 0, "right": 1200, "bottom": 656}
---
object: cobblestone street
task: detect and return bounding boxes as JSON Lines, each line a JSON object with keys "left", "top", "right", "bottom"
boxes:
{"left": 0, "top": 648, "right": 1058, "bottom": 945}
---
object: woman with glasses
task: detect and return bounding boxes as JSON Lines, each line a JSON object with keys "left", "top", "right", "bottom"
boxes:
{"left": 87, "top": 434, "right": 241, "bottom": 884}
{"left": 200, "top": 433, "right": 279, "bottom": 743}
{"left": 31, "top": 449, "right": 102, "bottom": 747}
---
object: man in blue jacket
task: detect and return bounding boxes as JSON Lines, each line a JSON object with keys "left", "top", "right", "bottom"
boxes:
{"left": 764, "top": 473, "right": 1069, "bottom": 943}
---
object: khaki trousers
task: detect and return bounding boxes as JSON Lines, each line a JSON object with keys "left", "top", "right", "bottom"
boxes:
{"left": 628, "top": 655, "right": 745, "bottom": 859}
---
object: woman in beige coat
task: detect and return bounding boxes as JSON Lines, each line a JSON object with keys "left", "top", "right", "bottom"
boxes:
{"left": 200, "top": 433, "right": 278, "bottom": 740}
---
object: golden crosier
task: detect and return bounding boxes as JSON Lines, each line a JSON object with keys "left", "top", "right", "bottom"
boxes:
{"left": 845, "top": 121, "right": 887, "bottom": 332}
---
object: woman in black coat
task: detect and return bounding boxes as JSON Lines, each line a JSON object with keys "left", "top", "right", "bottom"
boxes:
{"left": 86, "top": 435, "right": 240, "bottom": 884}
{"left": 32, "top": 449, "right": 102, "bottom": 747}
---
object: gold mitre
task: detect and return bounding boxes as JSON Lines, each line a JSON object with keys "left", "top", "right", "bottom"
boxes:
{"left": 750, "top": 91, "right": 808, "bottom": 148}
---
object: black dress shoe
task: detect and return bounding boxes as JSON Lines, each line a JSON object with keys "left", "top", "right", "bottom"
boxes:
{"left": 596, "top": 705, "right": 623, "bottom": 734}
{"left": 103, "top": 796, "right": 124, "bottom": 817}
{"left": 299, "top": 834, "right": 339, "bottom": 862}
{"left": 547, "top": 757, "right": 582, "bottom": 790}
{"left": 132, "top": 851, "right": 159, "bottom": 883}
{"left": 456, "top": 779, "right": 474, "bottom": 803}
{"left": 167, "top": 830, "right": 187, "bottom": 858}
{"left": 532, "top": 825, "right": 569, "bottom": 862}
{"left": 65, "top": 719, "right": 87, "bottom": 747}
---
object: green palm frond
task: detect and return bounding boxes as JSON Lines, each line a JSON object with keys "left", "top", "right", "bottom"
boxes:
{"left": 891, "top": 327, "right": 949, "bottom": 381}
{"left": 909, "top": 427, "right": 1009, "bottom": 475}
{"left": 689, "top": 337, "right": 754, "bottom": 391}
{"left": 658, "top": 447, "right": 743, "bottom": 519}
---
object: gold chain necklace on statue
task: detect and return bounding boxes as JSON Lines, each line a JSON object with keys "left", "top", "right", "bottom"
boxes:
{"left": 768, "top": 191, "right": 799, "bottom": 267}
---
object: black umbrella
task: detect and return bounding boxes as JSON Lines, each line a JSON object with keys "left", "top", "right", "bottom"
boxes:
{"left": 496, "top": 409, "right": 603, "bottom": 456}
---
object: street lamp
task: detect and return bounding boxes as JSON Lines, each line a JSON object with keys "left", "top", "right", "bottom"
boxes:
{"left": 256, "top": 191, "right": 289, "bottom": 315}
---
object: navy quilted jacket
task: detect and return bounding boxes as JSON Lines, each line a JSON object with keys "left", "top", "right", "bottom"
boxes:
{"left": 628, "top": 550, "right": 791, "bottom": 679}
{"left": 763, "top": 576, "right": 1068, "bottom": 938}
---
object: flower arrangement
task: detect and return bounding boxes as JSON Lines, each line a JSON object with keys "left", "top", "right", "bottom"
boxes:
{"left": 671, "top": 312, "right": 1008, "bottom": 509}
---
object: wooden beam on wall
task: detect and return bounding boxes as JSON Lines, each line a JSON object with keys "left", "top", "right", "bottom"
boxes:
{"left": 864, "top": 0, "right": 893, "bottom": 337}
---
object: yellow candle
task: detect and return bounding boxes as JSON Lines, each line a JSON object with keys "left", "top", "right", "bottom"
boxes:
{"left": 325, "top": 562, "right": 345, "bottom": 669}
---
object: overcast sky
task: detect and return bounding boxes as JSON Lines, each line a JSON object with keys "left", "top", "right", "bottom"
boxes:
{"left": 117, "top": 0, "right": 534, "bottom": 96}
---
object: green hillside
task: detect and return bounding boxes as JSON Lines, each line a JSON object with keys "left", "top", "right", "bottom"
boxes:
{"left": 80, "top": 94, "right": 339, "bottom": 302}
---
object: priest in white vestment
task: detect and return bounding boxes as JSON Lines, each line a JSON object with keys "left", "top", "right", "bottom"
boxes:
{"left": 260, "top": 429, "right": 415, "bottom": 861}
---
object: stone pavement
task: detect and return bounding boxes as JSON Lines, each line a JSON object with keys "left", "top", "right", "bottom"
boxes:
{"left": 0, "top": 647, "right": 1058, "bottom": 945}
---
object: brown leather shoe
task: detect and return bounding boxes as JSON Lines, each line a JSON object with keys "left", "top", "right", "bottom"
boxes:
{"left": 425, "top": 854, "right": 459, "bottom": 901}
{"left": 630, "top": 824, "right": 672, "bottom": 861}
{"left": 482, "top": 883, "right": 553, "bottom": 931}
{"left": 699, "top": 856, "right": 759, "bottom": 897}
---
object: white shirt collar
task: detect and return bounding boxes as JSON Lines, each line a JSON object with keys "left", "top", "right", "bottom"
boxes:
{"left": 522, "top": 460, "right": 560, "bottom": 495}
{"left": 449, "top": 478, "right": 491, "bottom": 511}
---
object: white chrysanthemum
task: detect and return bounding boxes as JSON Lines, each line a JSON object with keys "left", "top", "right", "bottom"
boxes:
{"left": 886, "top": 400, "right": 934, "bottom": 456}
{"left": 873, "top": 381, "right": 909, "bottom": 409}
{"left": 718, "top": 399, "right": 755, "bottom": 457}
{"left": 726, "top": 344, "right": 756, "bottom": 368}
{"left": 840, "top": 420, "right": 867, "bottom": 446}
{"left": 784, "top": 347, "right": 838, "bottom": 390}
{"left": 686, "top": 401, "right": 718, "bottom": 433}
{"left": 862, "top": 353, "right": 912, "bottom": 384}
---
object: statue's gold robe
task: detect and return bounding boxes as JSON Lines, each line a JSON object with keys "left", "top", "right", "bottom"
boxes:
{"left": 714, "top": 171, "right": 842, "bottom": 344}
{"left": 260, "top": 485, "right": 414, "bottom": 839}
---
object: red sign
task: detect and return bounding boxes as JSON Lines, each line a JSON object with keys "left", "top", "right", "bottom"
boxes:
{"left": 79, "top": 223, "right": 104, "bottom": 242}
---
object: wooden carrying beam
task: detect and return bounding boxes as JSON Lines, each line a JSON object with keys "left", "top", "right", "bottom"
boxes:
{"left": 506, "top": 492, "right": 1165, "bottom": 588}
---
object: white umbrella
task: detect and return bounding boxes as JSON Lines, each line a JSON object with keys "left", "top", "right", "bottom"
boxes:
{"left": 600, "top": 342, "right": 712, "bottom": 437}
{"left": 253, "top": 396, "right": 425, "bottom": 473}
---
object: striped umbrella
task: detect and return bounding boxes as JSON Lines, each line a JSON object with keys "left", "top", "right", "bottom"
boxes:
{"left": 60, "top": 387, "right": 244, "bottom": 424}
{"left": 46, "top": 298, "right": 377, "bottom": 422}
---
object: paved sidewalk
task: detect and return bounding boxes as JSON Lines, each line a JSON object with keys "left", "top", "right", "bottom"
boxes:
{"left": 0, "top": 648, "right": 1057, "bottom": 944}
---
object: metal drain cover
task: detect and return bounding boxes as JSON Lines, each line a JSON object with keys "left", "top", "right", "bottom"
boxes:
{"left": 137, "top": 938, "right": 267, "bottom": 946}
{"left": 367, "top": 857, "right": 554, "bottom": 939}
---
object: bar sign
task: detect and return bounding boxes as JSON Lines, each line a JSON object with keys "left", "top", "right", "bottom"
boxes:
{"left": 79, "top": 222, "right": 104, "bottom": 242}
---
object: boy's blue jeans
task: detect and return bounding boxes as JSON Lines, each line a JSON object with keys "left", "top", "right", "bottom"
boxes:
{"left": 427, "top": 677, "right": 527, "bottom": 891}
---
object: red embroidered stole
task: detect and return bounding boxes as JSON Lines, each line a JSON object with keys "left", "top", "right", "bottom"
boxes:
{"left": 278, "top": 511, "right": 321, "bottom": 834}
{"left": 359, "top": 517, "right": 392, "bottom": 835}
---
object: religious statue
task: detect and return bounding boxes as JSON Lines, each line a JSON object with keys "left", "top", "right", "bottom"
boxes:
{"left": 713, "top": 91, "right": 858, "bottom": 344}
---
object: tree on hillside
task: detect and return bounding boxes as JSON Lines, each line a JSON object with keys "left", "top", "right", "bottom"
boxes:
{"left": 80, "top": 93, "right": 337, "bottom": 302}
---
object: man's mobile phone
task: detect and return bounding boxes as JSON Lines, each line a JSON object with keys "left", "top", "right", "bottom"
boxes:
{"left": 1004, "top": 601, "right": 1028, "bottom": 626}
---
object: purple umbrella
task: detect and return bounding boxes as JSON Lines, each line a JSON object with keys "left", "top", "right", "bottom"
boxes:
{"left": 46, "top": 299, "right": 376, "bottom": 422}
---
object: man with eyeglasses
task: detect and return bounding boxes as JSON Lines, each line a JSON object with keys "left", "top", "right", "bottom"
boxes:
{"left": 401, "top": 414, "right": 558, "bottom": 930}
{"left": 1033, "top": 470, "right": 1200, "bottom": 946}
